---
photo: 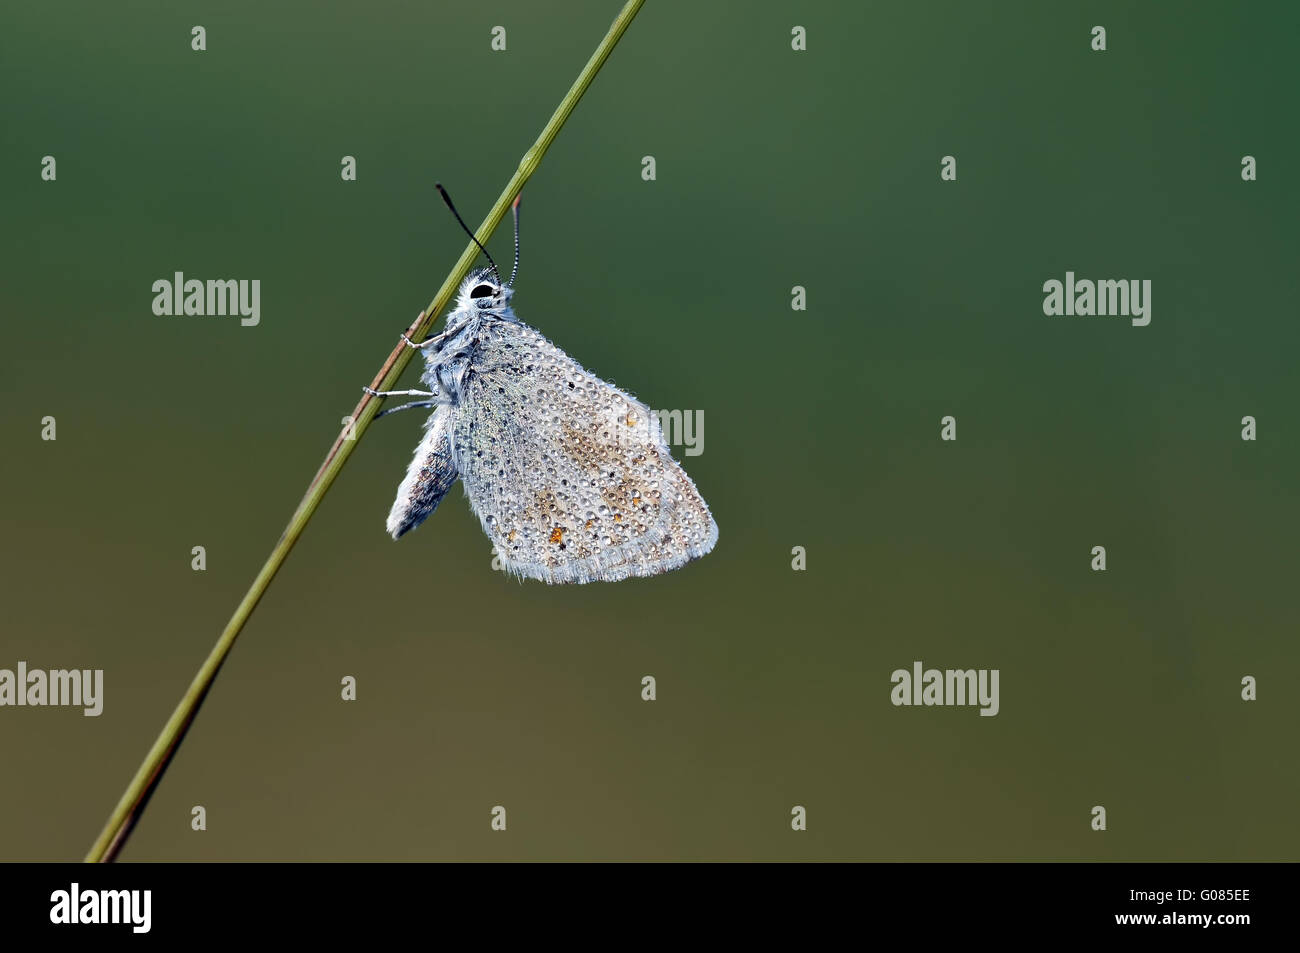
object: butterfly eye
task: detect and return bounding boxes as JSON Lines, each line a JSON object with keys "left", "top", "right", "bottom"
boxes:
{"left": 470, "top": 284, "right": 495, "bottom": 298}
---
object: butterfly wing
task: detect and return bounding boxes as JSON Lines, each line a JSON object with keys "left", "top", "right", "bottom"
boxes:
{"left": 386, "top": 408, "right": 459, "bottom": 539}
{"left": 449, "top": 318, "right": 717, "bottom": 583}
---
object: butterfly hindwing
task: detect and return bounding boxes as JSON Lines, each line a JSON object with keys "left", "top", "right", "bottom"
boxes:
{"left": 386, "top": 409, "right": 459, "bottom": 539}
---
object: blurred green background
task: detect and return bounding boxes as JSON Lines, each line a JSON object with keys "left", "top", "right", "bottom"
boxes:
{"left": 1, "top": 1, "right": 1296, "bottom": 861}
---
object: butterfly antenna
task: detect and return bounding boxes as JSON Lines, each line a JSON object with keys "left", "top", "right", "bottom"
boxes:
{"left": 435, "top": 182, "right": 501, "bottom": 284}
{"left": 508, "top": 192, "right": 522, "bottom": 286}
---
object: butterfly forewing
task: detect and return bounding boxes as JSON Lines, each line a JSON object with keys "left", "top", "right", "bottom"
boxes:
{"left": 450, "top": 319, "right": 717, "bottom": 583}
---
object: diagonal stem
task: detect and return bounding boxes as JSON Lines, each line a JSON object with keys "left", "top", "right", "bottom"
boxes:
{"left": 85, "top": 0, "right": 646, "bottom": 863}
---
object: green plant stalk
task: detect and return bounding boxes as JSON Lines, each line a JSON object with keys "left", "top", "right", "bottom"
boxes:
{"left": 85, "top": 0, "right": 646, "bottom": 864}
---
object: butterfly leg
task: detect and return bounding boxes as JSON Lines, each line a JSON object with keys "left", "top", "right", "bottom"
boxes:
{"left": 375, "top": 400, "right": 438, "bottom": 420}
{"left": 363, "top": 386, "right": 436, "bottom": 399}
{"left": 402, "top": 328, "right": 450, "bottom": 351}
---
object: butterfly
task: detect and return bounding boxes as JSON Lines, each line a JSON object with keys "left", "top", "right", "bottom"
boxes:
{"left": 366, "top": 189, "right": 717, "bottom": 584}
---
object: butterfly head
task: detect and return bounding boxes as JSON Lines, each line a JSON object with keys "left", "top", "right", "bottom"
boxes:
{"left": 455, "top": 268, "right": 514, "bottom": 315}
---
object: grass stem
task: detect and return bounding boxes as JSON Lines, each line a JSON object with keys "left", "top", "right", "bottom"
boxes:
{"left": 85, "top": 0, "right": 646, "bottom": 863}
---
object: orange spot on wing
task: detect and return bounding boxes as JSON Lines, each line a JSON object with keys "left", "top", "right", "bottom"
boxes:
{"left": 549, "top": 526, "right": 564, "bottom": 544}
